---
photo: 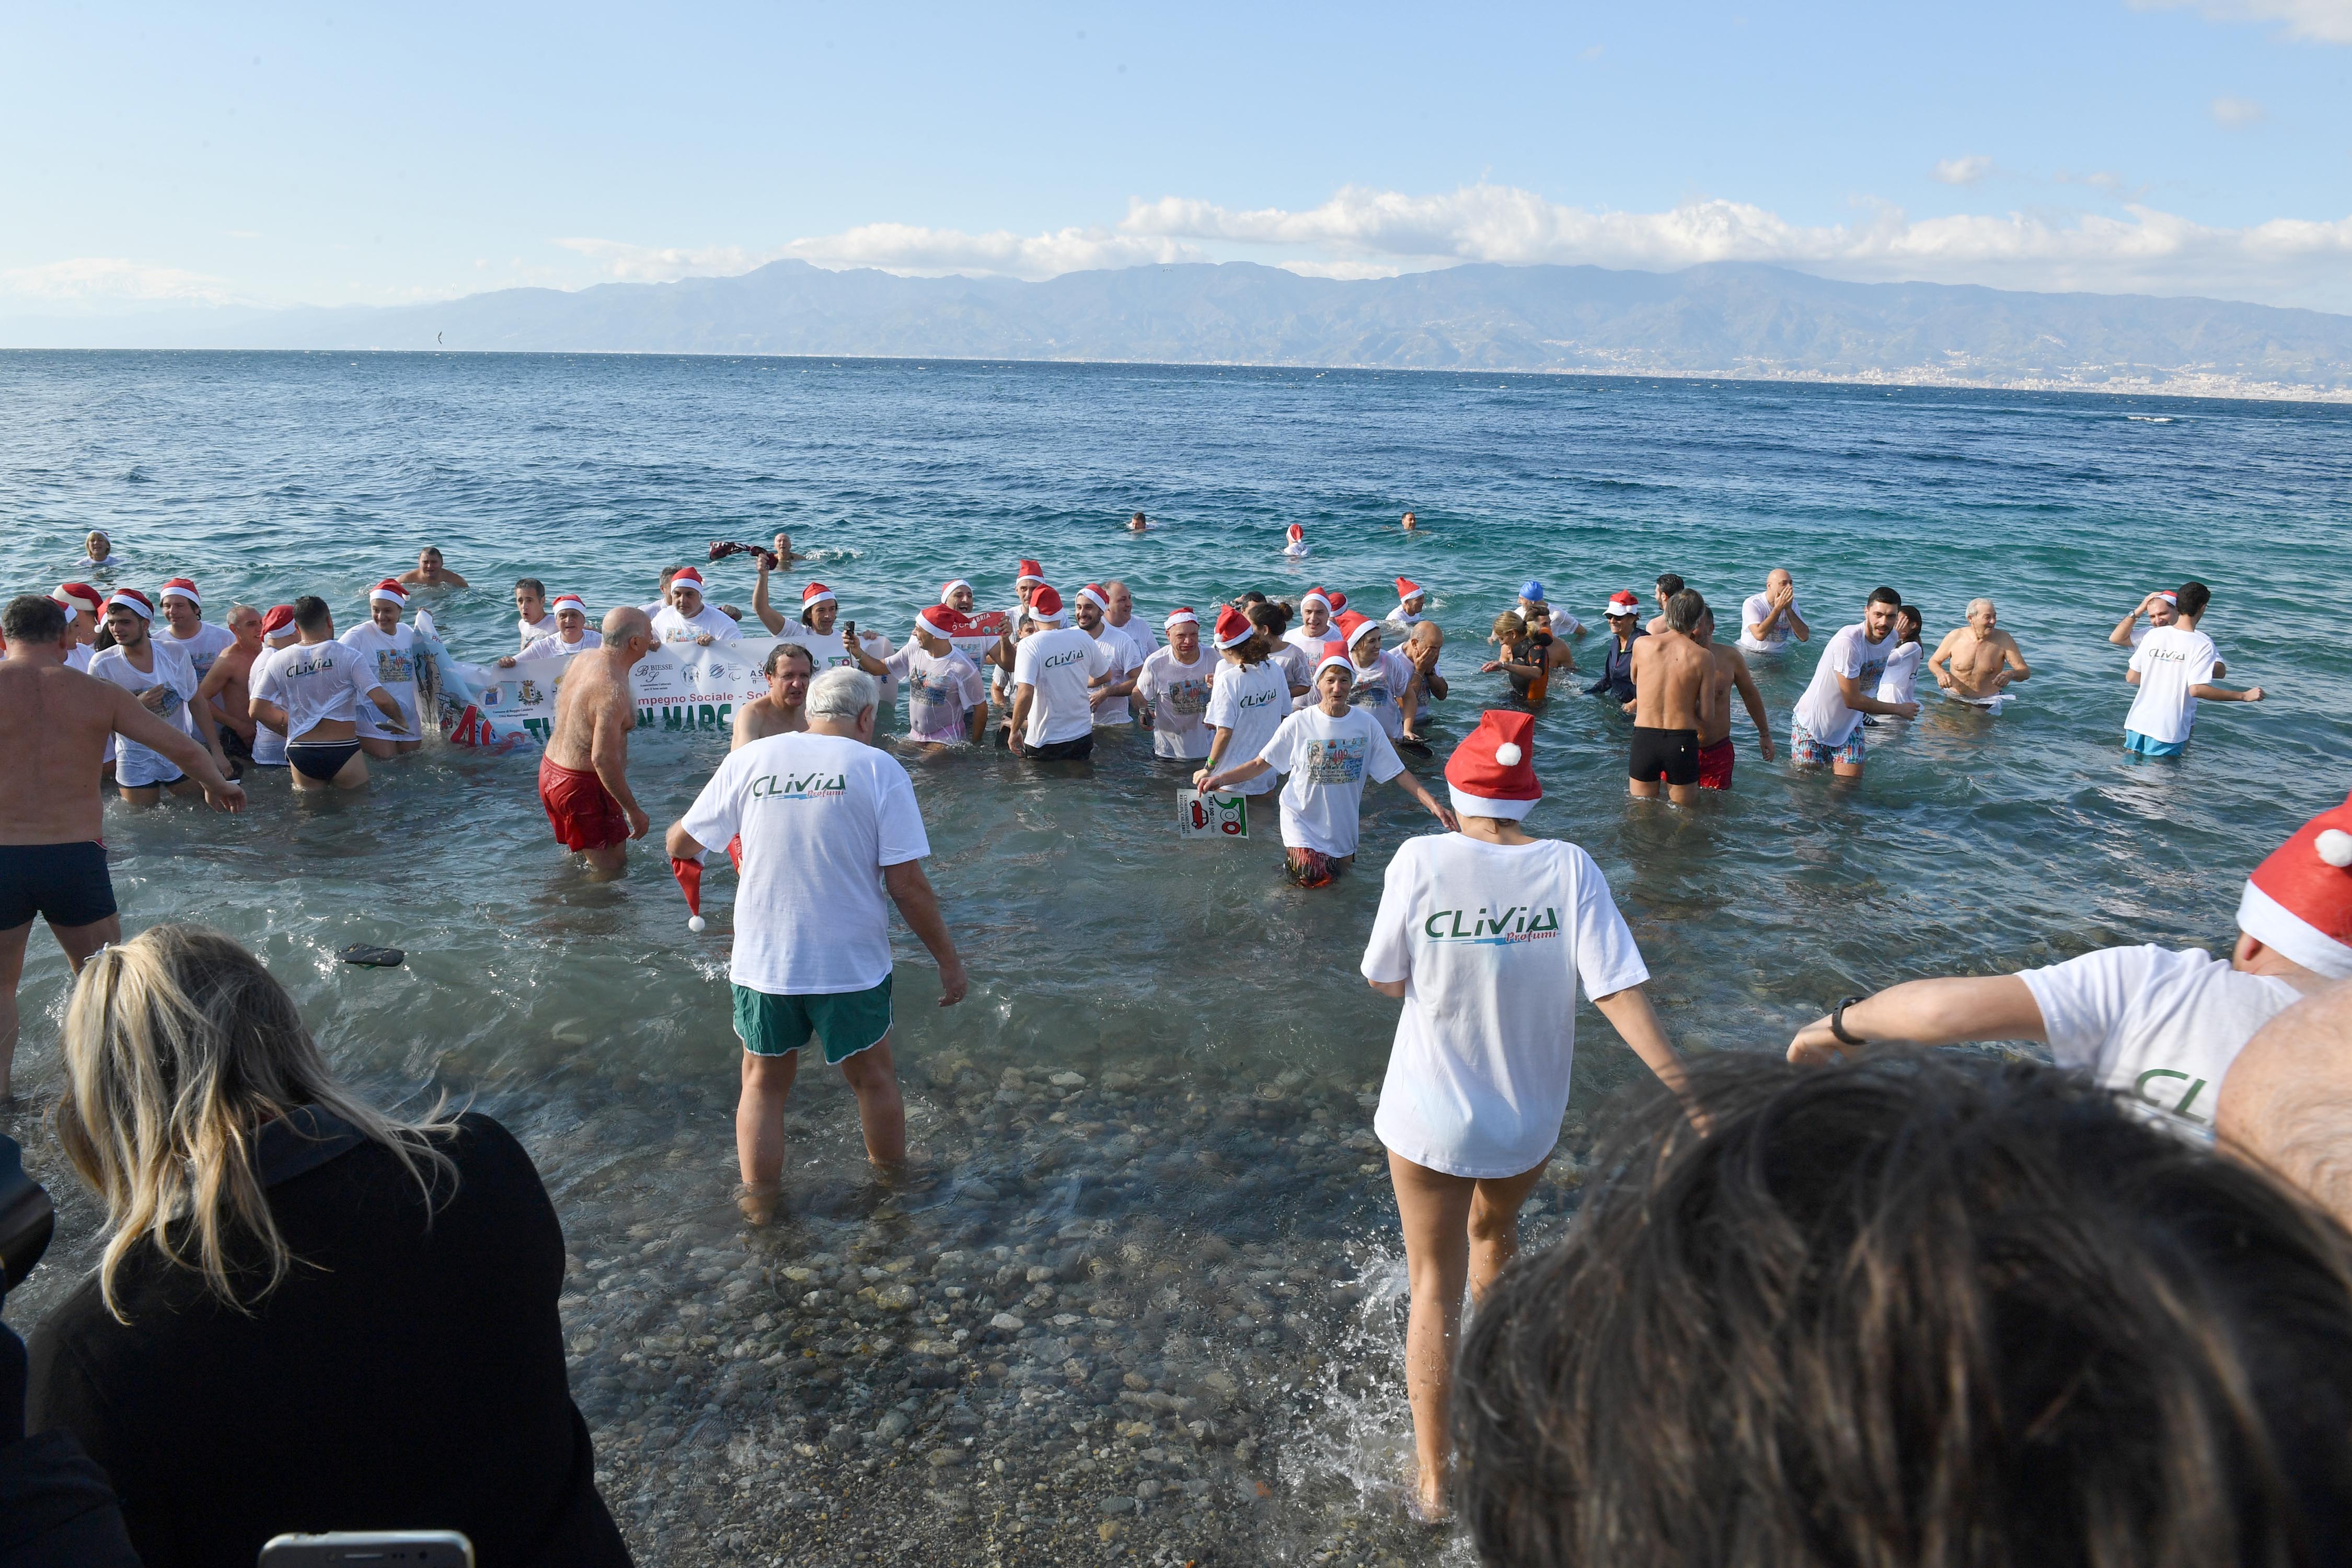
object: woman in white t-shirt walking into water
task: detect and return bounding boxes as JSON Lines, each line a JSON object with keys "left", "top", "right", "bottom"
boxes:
{"left": 1358, "top": 711, "right": 1692, "bottom": 1520}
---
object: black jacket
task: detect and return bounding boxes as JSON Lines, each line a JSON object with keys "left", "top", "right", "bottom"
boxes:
{"left": 27, "top": 1110, "right": 629, "bottom": 1568}
{"left": 1586, "top": 629, "right": 1644, "bottom": 702}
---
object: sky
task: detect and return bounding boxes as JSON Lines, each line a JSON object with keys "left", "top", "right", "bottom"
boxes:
{"left": 3, "top": 0, "right": 2350, "bottom": 315}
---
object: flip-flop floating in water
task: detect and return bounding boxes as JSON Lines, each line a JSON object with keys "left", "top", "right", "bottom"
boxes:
{"left": 339, "top": 944, "right": 406, "bottom": 968}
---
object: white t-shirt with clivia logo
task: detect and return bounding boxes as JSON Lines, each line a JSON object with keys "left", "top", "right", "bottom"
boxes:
{"left": 2015, "top": 943, "right": 2302, "bottom": 1127}
{"left": 1255, "top": 702, "right": 1404, "bottom": 857}
{"left": 2125, "top": 626, "right": 2221, "bottom": 745}
{"left": 1363, "top": 834, "right": 1651, "bottom": 1178}
{"left": 678, "top": 732, "right": 931, "bottom": 996}
{"left": 1011, "top": 625, "right": 1114, "bottom": 745}
{"left": 1203, "top": 659, "right": 1291, "bottom": 794}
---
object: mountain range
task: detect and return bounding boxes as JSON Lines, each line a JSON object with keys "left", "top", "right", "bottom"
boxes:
{"left": 9, "top": 260, "right": 2350, "bottom": 400}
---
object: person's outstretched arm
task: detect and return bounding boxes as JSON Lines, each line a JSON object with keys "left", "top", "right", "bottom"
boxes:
{"left": 883, "top": 859, "right": 969, "bottom": 1006}
{"left": 1787, "top": 976, "right": 2045, "bottom": 1065}
{"left": 590, "top": 697, "right": 648, "bottom": 839}
{"left": 751, "top": 560, "right": 787, "bottom": 635}
{"left": 1732, "top": 658, "right": 1775, "bottom": 759}
{"left": 1385, "top": 767, "right": 1458, "bottom": 831}
{"left": 110, "top": 685, "right": 243, "bottom": 811}
{"left": 1593, "top": 984, "right": 1692, "bottom": 1105}
{"left": 2188, "top": 682, "right": 2264, "bottom": 703}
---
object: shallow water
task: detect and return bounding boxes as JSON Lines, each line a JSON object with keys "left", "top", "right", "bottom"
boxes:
{"left": 3, "top": 353, "right": 2349, "bottom": 1563}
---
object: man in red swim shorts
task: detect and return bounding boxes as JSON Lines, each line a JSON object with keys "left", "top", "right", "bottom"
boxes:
{"left": 539, "top": 607, "right": 655, "bottom": 878}
{"left": 1696, "top": 604, "right": 1774, "bottom": 788}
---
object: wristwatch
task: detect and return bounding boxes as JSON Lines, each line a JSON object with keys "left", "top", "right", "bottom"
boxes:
{"left": 1830, "top": 996, "right": 1866, "bottom": 1046}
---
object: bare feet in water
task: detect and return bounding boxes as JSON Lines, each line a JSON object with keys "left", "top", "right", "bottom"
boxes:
{"left": 736, "top": 1181, "right": 781, "bottom": 1226}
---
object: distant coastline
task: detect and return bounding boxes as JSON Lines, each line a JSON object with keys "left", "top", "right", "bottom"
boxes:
{"left": 10, "top": 257, "right": 2350, "bottom": 403}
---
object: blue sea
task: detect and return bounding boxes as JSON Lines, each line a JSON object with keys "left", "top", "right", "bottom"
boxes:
{"left": 4, "top": 351, "right": 2348, "bottom": 1561}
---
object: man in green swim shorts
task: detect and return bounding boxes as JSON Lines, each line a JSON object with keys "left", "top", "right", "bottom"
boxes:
{"left": 668, "top": 667, "right": 969, "bottom": 1224}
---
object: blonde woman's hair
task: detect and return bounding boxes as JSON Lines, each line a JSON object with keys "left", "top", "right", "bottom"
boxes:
{"left": 1491, "top": 612, "right": 1527, "bottom": 645}
{"left": 56, "top": 925, "right": 459, "bottom": 1321}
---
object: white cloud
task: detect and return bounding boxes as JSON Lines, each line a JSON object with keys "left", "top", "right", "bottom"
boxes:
{"left": 559, "top": 224, "right": 1205, "bottom": 284}
{"left": 1116, "top": 183, "right": 2352, "bottom": 308}
{"left": 1932, "top": 155, "right": 1995, "bottom": 186}
{"left": 2209, "top": 94, "right": 2268, "bottom": 125}
{"left": 2133, "top": 0, "right": 2352, "bottom": 43}
{"left": 0, "top": 257, "right": 234, "bottom": 306}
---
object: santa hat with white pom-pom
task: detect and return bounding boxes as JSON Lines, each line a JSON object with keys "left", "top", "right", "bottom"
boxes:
{"left": 2236, "top": 790, "right": 2352, "bottom": 979}
{"left": 1444, "top": 710, "right": 1542, "bottom": 821}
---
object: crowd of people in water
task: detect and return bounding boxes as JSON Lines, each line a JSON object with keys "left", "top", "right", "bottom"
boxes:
{"left": 1, "top": 514, "right": 2343, "bottom": 1566}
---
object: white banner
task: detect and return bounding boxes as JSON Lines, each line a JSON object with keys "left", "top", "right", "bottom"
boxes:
{"left": 462, "top": 641, "right": 778, "bottom": 741}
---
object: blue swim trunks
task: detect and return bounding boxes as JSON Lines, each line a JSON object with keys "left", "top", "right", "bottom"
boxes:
{"left": 2124, "top": 729, "right": 2188, "bottom": 758}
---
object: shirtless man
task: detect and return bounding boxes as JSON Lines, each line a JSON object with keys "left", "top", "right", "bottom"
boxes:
{"left": 733, "top": 642, "right": 815, "bottom": 748}
{"left": 1928, "top": 598, "right": 2033, "bottom": 709}
{"left": 2, "top": 594, "right": 243, "bottom": 1097}
{"left": 1627, "top": 590, "right": 1713, "bottom": 804}
{"left": 1401, "top": 510, "right": 1420, "bottom": 533}
{"left": 398, "top": 545, "right": 470, "bottom": 590}
{"left": 538, "top": 607, "right": 654, "bottom": 878}
{"left": 1695, "top": 605, "right": 1775, "bottom": 789}
{"left": 193, "top": 604, "right": 267, "bottom": 774}
{"left": 1645, "top": 573, "right": 1685, "bottom": 637}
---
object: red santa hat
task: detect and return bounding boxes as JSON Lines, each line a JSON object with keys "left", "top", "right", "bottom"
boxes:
{"left": 2154, "top": 590, "right": 2179, "bottom": 606}
{"left": 1016, "top": 559, "right": 1046, "bottom": 587}
{"left": 940, "top": 578, "right": 972, "bottom": 605}
{"left": 1209, "top": 605, "right": 1254, "bottom": 649}
{"left": 160, "top": 575, "right": 201, "bottom": 607}
{"left": 801, "top": 581, "right": 836, "bottom": 611}
{"left": 1078, "top": 583, "right": 1110, "bottom": 612}
{"left": 370, "top": 583, "right": 408, "bottom": 606}
{"left": 1339, "top": 610, "right": 1381, "bottom": 648}
{"left": 671, "top": 855, "right": 704, "bottom": 918}
{"left": 915, "top": 605, "right": 954, "bottom": 638}
{"left": 52, "top": 582, "right": 104, "bottom": 617}
{"left": 551, "top": 594, "right": 587, "bottom": 615}
{"left": 1312, "top": 639, "right": 1355, "bottom": 681}
{"left": 1396, "top": 577, "right": 1424, "bottom": 604}
{"left": 1445, "top": 711, "right": 1542, "bottom": 821}
{"left": 1301, "top": 586, "right": 1333, "bottom": 611}
{"left": 1163, "top": 607, "right": 1198, "bottom": 631}
{"left": 1286, "top": 524, "right": 1304, "bottom": 543}
{"left": 1326, "top": 590, "right": 1348, "bottom": 614}
{"left": 670, "top": 566, "right": 705, "bottom": 591}
{"left": 108, "top": 588, "right": 155, "bottom": 619}
{"left": 2236, "top": 790, "right": 2352, "bottom": 979}
{"left": 1029, "top": 584, "right": 1068, "bottom": 625}
{"left": 1604, "top": 590, "right": 1642, "bottom": 619}
{"left": 259, "top": 604, "right": 296, "bottom": 635}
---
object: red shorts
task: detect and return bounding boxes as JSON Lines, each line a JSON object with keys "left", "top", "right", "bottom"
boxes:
{"left": 1697, "top": 737, "right": 1735, "bottom": 790}
{"left": 538, "top": 755, "right": 628, "bottom": 851}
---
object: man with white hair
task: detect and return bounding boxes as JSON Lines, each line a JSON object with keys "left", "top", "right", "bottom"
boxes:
{"left": 667, "top": 667, "right": 969, "bottom": 1223}
{"left": 1739, "top": 568, "right": 1809, "bottom": 655}
{"left": 1928, "top": 598, "right": 2033, "bottom": 710}
{"left": 1009, "top": 585, "right": 1114, "bottom": 760}
{"left": 1791, "top": 790, "right": 2352, "bottom": 1127}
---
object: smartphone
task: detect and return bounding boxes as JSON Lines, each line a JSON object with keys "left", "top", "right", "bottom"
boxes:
{"left": 843, "top": 619, "right": 856, "bottom": 639}
{"left": 259, "top": 1532, "right": 474, "bottom": 1567}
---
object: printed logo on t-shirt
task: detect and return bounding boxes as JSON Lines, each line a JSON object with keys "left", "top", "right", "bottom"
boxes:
{"left": 1302, "top": 737, "right": 1366, "bottom": 784}
{"left": 1235, "top": 686, "right": 1281, "bottom": 711}
{"left": 1421, "top": 904, "right": 1562, "bottom": 945}
{"left": 374, "top": 649, "right": 415, "bottom": 686}
{"left": 1166, "top": 678, "right": 1209, "bottom": 717}
{"left": 1351, "top": 677, "right": 1392, "bottom": 710}
{"left": 1039, "top": 649, "right": 1087, "bottom": 671}
{"left": 751, "top": 769, "right": 848, "bottom": 801}
{"left": 283, "top": 652, "right": 339, "bottom": 679}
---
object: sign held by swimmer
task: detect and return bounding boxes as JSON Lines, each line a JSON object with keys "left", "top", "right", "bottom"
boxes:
{"left": 1179, "top": 788, "right": 1250, "bottom": 840}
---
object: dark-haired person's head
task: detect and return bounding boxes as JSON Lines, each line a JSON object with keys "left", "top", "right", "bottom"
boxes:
{"left": 3, "top": 594, "right": 68, "bottom": 648}
{"left": 1864, "top": 586, "right": 1904, "bottom": 638}
{"left": 1654, "top": 573, "right": 1684, "bottom": 604}
{"left": 1664, "top": 589, "right": 1707, "bottom": 636}
{"left": 1455, "top": 1053, "right": 2352, "bottom": 1568}
{"left": 1868, "top": 585, "right": 1902, "bottom": 607}
{"left": 291, "top": 595, "right": 332, "bottom": 633}
{"left": 2178, "top": 580, "right": 2212, "bottom": 620}
{"left": 1896, "top": 603, "right": 1924, "bottom": 643}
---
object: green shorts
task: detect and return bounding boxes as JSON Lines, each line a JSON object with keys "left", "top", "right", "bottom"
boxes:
{"left": 732, "top": 976, "right": 894, "bottom": 1066}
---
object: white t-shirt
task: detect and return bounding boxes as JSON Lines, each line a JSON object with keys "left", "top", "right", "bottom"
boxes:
{"left": 88, "top": 641, "right": 200, "bottom": 787}
{"left": 1738, "top": 592, "right": 1805, "bottom": 654}
{"left": 1134, "top": 647, "right": 1216, "bottom": 759}
{"left": 1386, "top": 606, "right": 1423, "bottom": 629}
{"left": 1011, "top": 625, "right": 1114, "bottom": 745}
{"left": 160, "top": 621, "right": 236, "bottom": 685}
{"left": 1286, "top": 626, "right": 1338, "bottom": 708}
{"left": 1257, "top": 704, "right": 1404, "bottom": 856}
{"left": 1268, "top": 638, "right": 1313, "bottom": 701}
{"left": 1284, "top": 540, "right": 1311, "bottom": 558}
{"left": 248, "top": 640, "right": 297, "bottom": 763}
{"left": 2125, "top": 626, "right": 2220, "bottom": 745}
{"left": 652, "top": 603, "right": 743, "bottom": 646}
{"left": 1087, "top": 625, "right": 1141, "bottom": 726}
{"left": 2016, "top": 944, "right": 2303, "bottom": 1127}
{"left": 887, "top": 641, "right": 986, "bottom": 745}
{"left": 1875, "top": 641, "right": 1923, "bottom": 706}
{"left": 1109, "top": 618, "right": 1156, "bottom": 666}
{"left": 517, "top": 612, "right": 557, "bottom": 647}
{"left": 338, "top": 622, "right": 422, "bottom": 740}
{"left": 1791, "top": 622, "right": 1899, "bottom": 746}
{"left": 677, "top": 733, "right": 930, "bottom": 996}
{"left": 1364, "top": 835, "right": 1650, "bottom": 1178}
{"left": 518, "top": 630, "right": 602, "bottom": 661}
{"left": 1204, "top": 659, "right": 1291, "bottom": 794}
{"left": 252, "top": 639, "right": 390, "bottom": 744}
{"left": 1346, "top": 649, "right": 1417, "bottom": 742}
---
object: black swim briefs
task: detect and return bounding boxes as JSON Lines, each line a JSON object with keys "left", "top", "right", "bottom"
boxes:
{"left": 1024, "top": 735, "right": 1094, "bottom": 762}
{"left": 286, "top": 740, "right": 362, "bottom": 782}
{"left": 1630, "top": 725, "right": 1701, "bottom": 787}
{"left": 0, "top": 841, "right": 118, "bottom": 931}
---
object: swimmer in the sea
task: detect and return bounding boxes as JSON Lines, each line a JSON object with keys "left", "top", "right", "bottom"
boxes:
{"left": 1284, "top": 524, "right": 1311, "bottom": 558}
{"left": 1400, "top": 510, "right": 1420, "bottom": 534}
{"left": 1127, "top": 511, "right": 1151, "bottom": 533}
{"left": 398, "top": 545, "right": 470, "bottom": 590}
{"left": 1929, "top": 598, "right": 2032, "bottom": 709}
{"left": 734, "top": 642, "right": 814, "bottom": 748}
